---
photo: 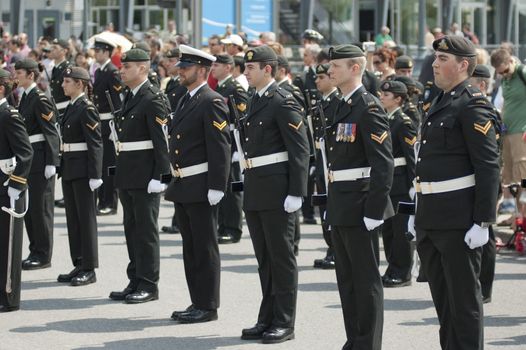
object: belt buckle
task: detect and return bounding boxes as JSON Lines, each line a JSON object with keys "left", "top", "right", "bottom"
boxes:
{"left": 415, "top": 182, "right": 422, "bottom": 193}
{"left": 328, "top": 171, "right": 334, "bottom": 183}
{"left": 245, "top": 158, "right": 253, "bottom": 169}
{"left": 116, "top": 142, "right": 121, "bottom": 155}
{"left": 175, "top": 168, "right": 183, "bottom": 178}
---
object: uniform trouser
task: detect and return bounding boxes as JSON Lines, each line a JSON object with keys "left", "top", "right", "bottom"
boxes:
{"left": 218, "top": 161, "right": 243, "bottom": 239}
{"left": 331, "top": 225, "right": 383, "bottom": 350}
{"left": 98, "top": 130, "right": 118, "bottom": 210}
{"left": 0, "top": 194, "right": 24, "bottom": 308}
{"left": 480, "top": 226, "right": 496, "bottom": 300}
{"left": 315, "top": 173, "right": 332, "bottom": 256}
{"left": 24, "top": 171, "right": 54, "bottom": 262}
{"left": 293, "top": 211, "right": 301, "bottom": 253}
{"left": 382, "top": 195, "right": 413, "bottom": 280}
{"left": 417, "top": 229, "right": 483, "bottom": 350}
{"left": 175, "top": 201, "right": 220, "bottom": 310}
{"left": 301, "top": 172, "right": 315, "bottom": 220}
{"left": 62, "top": 178, "right": 99, "bottom": 270}
{"left": 119, "top": 189, "right": 160, "bottom": 292}
{"left": 245, "top": 209, "right": 297, "bottom": 328}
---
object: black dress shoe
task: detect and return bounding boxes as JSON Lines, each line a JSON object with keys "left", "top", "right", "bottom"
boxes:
{"left": 482, "top": 296, "right": 492, "bottom": 304}
{"left": 161, "top": 225, "right": 180, "bottom": 234}
{"left": 241, "top": 323, "right": 268, "bottom": 340}
{"left": 109, "top": 287, "right": 135, "bottom": 301}
{"left": 218, "top": 234, "right": 240, "bottom": 244}
{"left": 0, "top": 305, "right": 19, "bottom": 312}
{"left": 303, "top": 217, "right": 317, "bottom": 225}
{"left": 171, "top": 304, "right": 195, "bottom": 320}
{"left": 57, "top": 266, "right": 82, "bottom": 282}
{"left": 55, "top": 198, "right": 65, "bottom": 208}
{"left": 416, "top": 274, "right": 428, "bottom": 283}
{"left": 22, "top": 258, "right": 51, "bottom": 270}
{"left": 177, "top": 309, "right": 218, "bottom": 323}
{"left": 262, "top": 327, "right": 295, "bottom": 344}
{"left": 71, "top": 270, "right": 96, "bottom": 286}
{"left": 124, "top": 290, "right": 159, "bottom": 304}
{"left": 383, "top": 276, "right": 412, "bottom": 288}
{"left": 313, "top": 256, "right": 335, "bottom": 269}
{"left": 97, "top": 207, "right": 117, "bottom": 216}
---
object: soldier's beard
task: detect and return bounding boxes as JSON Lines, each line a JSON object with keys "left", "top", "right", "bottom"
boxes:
{"left": 181, "top": 70, "right": 198, "bottom": 87}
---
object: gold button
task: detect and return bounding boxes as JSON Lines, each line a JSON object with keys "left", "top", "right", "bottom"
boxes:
{"left": 175, "top": 150, "right": 179, "bottom": 154}
{"left": 176, "top": 134, "right": 180, "bottom": 139}
{"left": 416, "top": 176, "right": 420, "bottom": 180}
{"left": 259, "top": 121, "right": 262, "bottom": 125}
{"left": 418, "top": 157, "right": 421, "bottom": 161}
{"left": 247, "top": 122, "right": 250, "bottom": 126}
{"left": 427, "top": 122, "right": 431, "bottom": 126}
{"left": 175, "top": 163, "right": 179, "bottom": 167}
{"left": 119, "top": 128, "right": 122, "bottom": 132}
{"left": 329, "top": 147, "right": 333, "bottom": 151}
{"left": 245, "top": 137, "right": 249, "bottom": 141}
{"left": 423, "top": 140, "right": 426, "bottom": 144}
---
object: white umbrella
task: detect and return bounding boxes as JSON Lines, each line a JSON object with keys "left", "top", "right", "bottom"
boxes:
{"left": 88, "top": 31, "right": 133, "bottom": 51}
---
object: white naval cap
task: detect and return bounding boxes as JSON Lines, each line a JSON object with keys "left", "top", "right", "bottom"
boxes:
{"left": 176, "top": 45, "right": 216, "bottom": 68}
{"left": 221, "top": 34, "right": 244, "bottom": 47}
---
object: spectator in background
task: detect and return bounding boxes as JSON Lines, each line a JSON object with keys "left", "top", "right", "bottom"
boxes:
{"left": 18, "top": 33, "right": 31, "bottom": 58}
{"left": 221, "top": 34, "right": 245, "bottom": 56}
{"left": 463, "top": 23, "right": 480, "bottom": 45}
{"left": 372, "top": 47, "right": 397, "bottom": 81}
{"left": 7, "top": 38, "right": 23, "bottom": 66}
{"left": 75, "top": 52, "right": 90, "bottom": 70}
{"left": 449, "top": 22, "right": 463, "bottom": 36}
{"left": 150, "top": 39, "right": 162, "bottom": 74}
{"left": 232, "top": 55, "right": 248, "bottom": 91}
{"left": 432, "top": 27, "right": 444, "bottom": 40}
{"left": 259, "top": 31, "right": 276, "bottom": 44}
{"left": 207, "top": 35, "right": 225, "bottom": 56}
{"left": 375, "top": 26, "right": 393, "bottom": 47}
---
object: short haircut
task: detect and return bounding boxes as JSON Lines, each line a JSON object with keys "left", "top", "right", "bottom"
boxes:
{"left": 455, "top": 55, "right": 476, "bottom": 76}
{"left": 490, "top": 48, "right": 511, "bottom": 68}
{"left": 258, "top": 61, "right": 277, "bottom": 77}
{"left": 346, "top": 57, "right": 367, "bottom": 75}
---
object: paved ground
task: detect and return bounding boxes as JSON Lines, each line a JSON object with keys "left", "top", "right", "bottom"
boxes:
{"left": 1, "top": 189, "right": 525, "bottom": 350}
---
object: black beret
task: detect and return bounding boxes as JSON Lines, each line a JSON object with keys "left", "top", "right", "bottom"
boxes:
{"left": 215, "top": 54, "right": 234, "bottom": 65}
{"left": 63, "top": 67, "right": 91, "bottom": 81}
{"left": 302, "top": 29, "right": 323, "bottom": 42}
{"left": 472, "top": 64, "right": 491, "bottom": 78}
{"left": 121, "top": 48, "right": 150, "bottom": 62}
{"left": 393, "top": 75, "right": 416, "bottom": 89}
{"left": 244, "top": 45, "right": 277, "bottom": 63}
{"left": 0, "top": 69, "right": 10, "bottom": 79}
{"left": 329, "top": 44, "right": 365, "bottom": 60}
{"left": 132, "top": 41, "right": 151, "bottom": 53}
{"left": 316, "top": 63, "right": 330, "bottom": 75}
{"left": 14, "top": 58, "right": 39, "bottom": 70}
{"left": 52, "top": 38, "right": 69, "bottom": 49}
{"left": 166, "top": 48, "right": 180, "bottom": 58}
{"left": 277, "top": 55, "right": 290, "bottom": 68}
{"left": 94, "top": 37, "right": 115, "bottom": 51}
{"left": 432, "top": 35, "right": 476, "bottom": 57}
{"left": 176, "top": 45, "right": 216, "bottom": 67}
{"left": 380, "top": 80, "right": 407, "bottom": 95}
{"left": 395, "top": 55, "right": 414, "bottom": 69}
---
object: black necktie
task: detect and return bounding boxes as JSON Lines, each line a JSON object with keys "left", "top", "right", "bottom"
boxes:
{"left": 252, "top": 93, "right": 260, "bottom": 105}
{"left": 180, "top": 93, "right": 190, "bottom": 110}
{"left": 94, "top": 68, "right": 101, "bottom": 82}
{"left": 19, "top": 92, "right": 27, "bottom": 109}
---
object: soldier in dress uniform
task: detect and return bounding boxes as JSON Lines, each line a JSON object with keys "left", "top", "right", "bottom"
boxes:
{"left": 240, "top": 46, "right": 309, "bottom": 344}
{"left": 14, "top": 59, "right": 60, "bottom": 270}
{"left": 92, "top": 37, "right": 122, "bottom": 216}
{"left": 211, "top": 53, "right": 247, "bottom": 244}
{"left": 326, "top": 44, "right": 394, "bottom": 350}
{"left": 108, "top": 48, "right": 170, "bottom": 304}
{"left": 394, "top": 55, "right": 414, "bottom": 77}
{"left": 378, "top": 81, "right": 416, "bottom": 288}
{"left": 393, "top": 75, "right": 423, "bottom": 126}
{"left": 57, "top": 67, "right": 103, "bottom": 286}
{"left": 409, "top": 36, "right": 500, "bottom": 350}
{"left": 130, "top": 41, "right": 160, "bottom": 89}
{"left": 165, "top": 45, "right": 231, "bottom": 324}
{"left": 0, "top": 68, "right": 33, "bottom": 312}
{"left": 311, "top": 63, "right": 341, "bottom": 270}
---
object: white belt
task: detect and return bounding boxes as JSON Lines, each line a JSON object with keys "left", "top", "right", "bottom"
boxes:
{"left": 61, "top": 142, "right": 88, "bottom": 152}
{"left": 171, "top": 162, "right": 208, "bottom": 178}
{"left": 0, "top": 157, "right": 16, "bottom": 175}
{"left": 415, "top": 174, "right": 476, "bottom": 195}
{"left": 55, "top": 101, "right": 69, "bottom": 110}
{"left": 394, "top": 157, "right": 407, "bottom": 167}
{"left": 245, "top": 151, "right": 288, "bottom": 169}
{"left": 116, "top": 140, "right": 154, "bottom": 153}
{"left": 99, "top": 112, "right": 114, "bottom": 121}
{"left": 328, "top": 166, "right": 371, "bottom": 182}
{"left": 29, "top": 134, "right": 45, "bottom": 143}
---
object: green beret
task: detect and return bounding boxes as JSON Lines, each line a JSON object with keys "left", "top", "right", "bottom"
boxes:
{"left": 432, "top": 35, "right": 476, "bottom": 57}
{"left": 132, "top": 41, "right": 151, "bottom": 53}
{"left": 63, "top": 67, "right": 91, "bottom": 81}
{"left": 14, "top": 58, "right": 39, "bottom": 70}
{"left": 121, "top": 48, "right": 150, "bottom": 62}
{"left": 395, "top": 55, "right": 414, "bottom": 69}
{"left": 52, "top": 38, "right": 69, "bottom": 49}
{"left": 380, "top": 80, "right": 407, "bottom": 95}
{"left": 277, "top": 55, "right": 289, "bottom": 68}
{"left": 0, "top": 69, "right": 10, "bottom": 79}
{"left": 315, "top": 63, "right": 330, "bottom": 75}
{"left": 329, "top": 44, "right": 364, "bottom": 60}
{"left": 215, "top": 54, "right": 234, "bottom": 65}
{"left": 393, "top": 75, "right": 416, "bottom": 89}
{"left": 166, "top": 48, "right": 180, "bottom": 58}
{"left": 472, "top": 64, "right": 491, "bottom": 78}
{"left": 244, "top": 45, "right": 277, "bottom": 63}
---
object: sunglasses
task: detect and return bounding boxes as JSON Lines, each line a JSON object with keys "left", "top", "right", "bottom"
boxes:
{"left": 373, "top": 60, "right": 383, "bottom": 65}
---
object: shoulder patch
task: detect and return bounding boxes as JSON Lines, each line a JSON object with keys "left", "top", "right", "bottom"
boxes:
{"left": 465, "top": 84, "right": 483, "bottom": 97}
{"left": 473, "top": 120, "right": 492, "bottom": 135}
{"left": 371, "top": 131, "right": 388, "bottom": 144}
{"left": 213, "top": 120, "right": 227, "bottom": 131}
{"left": 404, "top": 136, "right": 417, "bottom": 145}
{"left": 41, "top": 111, "right": 54, "bottom": 122}
{"left": 85, "top": 122, "right": 99, "bottom": 131}
{"left": 288, "top": 120, "right": 303, "bottom": 130}
{"left": 155, "top": 116, "right": 168, "bottom": 126}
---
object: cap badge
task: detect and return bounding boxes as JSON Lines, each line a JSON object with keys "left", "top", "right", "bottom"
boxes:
{"left": 247, "top": 51, "right": 254, "bottom": 61}
{"left": 438, "top": 39, "right": 449, "bottom": 50}
{"left": 383, "top": 82, "right": 390, "bottom": 90}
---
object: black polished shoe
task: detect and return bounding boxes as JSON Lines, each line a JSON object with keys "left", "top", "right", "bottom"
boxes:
{"left": 161, "top": 225, "right": 180, "bottom": 234}
{"left": 241, "top": 323, "right": 269, "bottom": 340}
{"left": 177, "top": 309, "right": 218, "bottom": 323}
{"left": 171, "top": 304, "right": 195, "bottom": 320}
{"left": 218, "top": 234, "right": 240, "bottom": 244}
{"left": 416, "top": 274, "right": 428, "bottom": 283}
{"left": 54, "top": 198, "right": 65, "bottom": 208}
{"left": 124, "top": 290, "right": 159, "bottom": 304}
{"left": 71, "top": 270, "right": 96, "bottom": 286}
{"left": 97, "top": 207, "right": 117, "bottom": 216}
{"left": 57, "top": 266, "right": 82, "bottom": 283}
{"left": 482, "top": 296, "right": 492, "bottom": 304}
{"left": 313, "top": 256, "right": 335, "bottom": 269}
{"left": 262, "top": 327, "right": 295, "bottom": 344}
{"left": 22, "top": 258, "right": 51, "bottom": 270}
{"left": 303, "top": 217, "right": 317, "bottom": 225}
{"left": 109, "top": 286, "right": 135, "bottom": 301}
{"left": 0, "top": 305, "right": 19, "bottom": 312}
{"left": 383, "top": 276, "right": 412, "bottom": 288}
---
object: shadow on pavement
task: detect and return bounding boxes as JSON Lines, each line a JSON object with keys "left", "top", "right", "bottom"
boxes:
{"left": 298, "top": 282, "right": 338, "bottom": 292}
{"left": 19, "top": 297, "right": 111, "bottom": 311}
{"left": 487, "top": 334, "right": 526, "bottom": 347}
{"left": 21, "top": 279, "right": 65, "bottom": 290}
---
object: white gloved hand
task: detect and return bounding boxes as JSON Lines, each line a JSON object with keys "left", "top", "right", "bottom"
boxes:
{"left": 89, "top": 179, "right": 103, "bottom": 192}
{"left": 309, "top": 166, "right": 316, "bottom": 176}
{"left": 284, "top": 195, "right": 302, "bottom": 213}
{"left": 207, "top": 189, "right": 225, "bottom": 206}
{"left": 147, "top": 179, "right": 167, "bottom": 193}
{"left": 363, "top": 216, "right": 384, "bottom": 231}
{"left": 409, "top": 187, "right": 416, "bottom": 200}
{"left": 464, "top": 223, "right": 489, "bottom": 249}
{"left": 407, "top": 215, "right": 416, "bottom": 241}
{"left": 44, "top": 165, "right": 56, "bottom": 179}
{"left": 232, "top": 151, "right": 240, "bottom": 163}
{"left": 7, "top": 187, "right": 21, "bottom": 201}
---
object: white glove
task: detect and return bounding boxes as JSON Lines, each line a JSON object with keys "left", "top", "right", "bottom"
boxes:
{"left": 409, "top": 187, "right": 416, "bottom": 200}
{"left": 89, "top": 179, "right": 103, "bottom": 192}
{"left": 232, "top": 151, "right": 240, "bottom": 163}
{"left": 363, "top": 216, "right": 384, "bottom": 231}
{"left": 407, "top": 215, "right": 416, "bottom": 241}
{"left": 464, "top": 224, "right": 489, "bottom": 249}
{"left": 7, "top": 187, "right": 21, "bottom": 201}
{"left": 284, "top": 195, "right": 302, "bottom": 213}
{"left": 309, "top": 166, "right": 316, "bottom": 176}
{"left": 207, "top": 189, "right": 225, "bottom": 206}
{"left": 44, "top": 165, "right": 56, "bottom": 179}
{"left": 147, "top": 179, "right": 167, "bottom": 194}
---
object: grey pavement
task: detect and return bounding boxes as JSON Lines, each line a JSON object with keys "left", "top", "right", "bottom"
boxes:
{"left": 1, "top": 188, "right": 525, "bottom": 350}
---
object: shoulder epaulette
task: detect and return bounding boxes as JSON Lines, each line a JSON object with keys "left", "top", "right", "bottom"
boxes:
{"left": 465, "top": 84, "right": 483, "bottom": 98}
